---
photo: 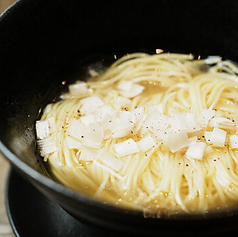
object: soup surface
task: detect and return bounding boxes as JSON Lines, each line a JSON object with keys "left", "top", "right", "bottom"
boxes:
{"left": 36, "top": 52, "right": 238, "bottom": 214}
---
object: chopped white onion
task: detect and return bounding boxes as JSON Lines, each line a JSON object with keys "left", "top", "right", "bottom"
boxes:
{"left": 135, "top": 113, "right": 148, "bottom": 132}
{"left": 170, "top": 112, "right": 200, "bottom": 133}
{"left": 79, "top": 147, "right": 99, "bottom": 161}
{"left": 66, "top": 136, "right": 82, "bottom": 149}
{"left": 67, "top": 119, "right": 85, "bottom": 139}
{"left": 68, "top": 81, "right": 89, "bottom": 97}
{"left": 97, "top": 148, "right": 124, "bottom": 171}
{"left": 80, "top": 95, "right": 104, "bottom": 107}
{"left": 114, "top": 96, "right": 131, "bottom": 109}
{"left": 35, "top": 116, "right": 56, "bottom": 139}
{"left": 137, "top": 135, "right": 156, "bottom": 152}
{"left": 47, "top": 117, "right": 56, "bottom": 134}
{"left": 131, "top": 106, "right": 145, "bottom": 121}
{"left": 80, "top": 113, "right": 96, "bottom": 125}
{"left": 147, "top": 104, "right": 164, "bottom": 114}
{"left": 230, "top": 134, "right": 238, "bottom": 148}
{"left": 111, "top": 111, "right": 134, "bottom": 138}
{"left": 119, "top": 83, "right": 145, "bottom": 98}
{"left": 186, "top": 142, "right": 207, "bottom": 160}
{"left": 113, "top": 138, "right": 140, "bottom": 157}
{"left": 36, "top": 120, "right": 50, "bottom": 139}
{"left": 143, "top": 111, "right": 170, "bottom": 134}
{"left": 80, "top": 96, "right": 104, "bottom": 114}
{"left": 67, "top": 119, "right": 103, "bottom": 148}
{"left": 117, "top": 80, "right": 134, "bottom": 91}
{"left": 205, "top": 128, "right": 227, "bottom": 147}
{"left": 197, "top": 106, "right": 216, "bottom": 127}
{"left": 81, "top": 123, "right": 104, "bottom": 148}
{"left": 37, "top": 136, "right": 57, "bottom": 156}
{"left": 209, "top": 117, "right": 234, "bottom": 129}
{"left": 167, "top": 130, "right": 190, "bottom": 153}
{"left": 93, "top": 105, "right": 117, "bottom": 130}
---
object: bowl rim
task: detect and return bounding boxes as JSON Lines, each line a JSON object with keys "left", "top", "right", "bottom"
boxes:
{"left": 1, "top": 0, "right": 238, "bottom": 223}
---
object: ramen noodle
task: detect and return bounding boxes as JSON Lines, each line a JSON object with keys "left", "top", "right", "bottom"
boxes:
{"left": 36, "top": 52, "right": 238, "bottom": 214}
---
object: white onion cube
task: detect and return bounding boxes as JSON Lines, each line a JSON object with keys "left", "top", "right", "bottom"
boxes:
{"left": 119, "top": 84, "right": 145, "bottom": 98}
{"left": 230, "top": 134, "right": 238, "bottom": 148}
{"left": 80, "top": 96, "right": 104, "bottom": 114}
{"left": 197, "top": 107, "right": 216, "bottom": 127}
{"left": 167, "top": 130, "right": 190, "bottom": 153}
{"left": 171, "top": 112, "right": 200, "bottom": 133}
{"left": 143, "top": 111, "right": 170, "bottom": 133}
{"left": 67, "top": 119, "right": 104, "bottom": 148}
{"left": 186, "top": 142, "right": 207, "bottom": 160}
{"left": 80, "top": 95, "right": 104, "bottom": 106}
{"left": 67, "top": 119, "right": 85, "bottom": 139}
{"left": 47, "top": 117, "right": 56, "bottom": 134}
{"left": 81, "top": 123, "right": 104, "bottom": 148}
{"left": 80, "top": 113, "right": 96, "bottom": 125}
{"left": 209, "top": 117, "right": 234, "bottom": 128}
{"left": 205, "top": 128, "right": 227, "bottom": 147}
{"left": 68, "top": 81, "right": 89, "bottom": 97}
{"left": 113, "top": 138, "right": 140, "bottom": 157}
{"left": 97, "top": 149, "right": 124, "bottom": 171}
{"left": 117, "top": 81, "right": 133, "bottom": 91}
{"left": 111, "top": 111, "right": 134, "bottom": 138}
{"left": 79, "top": 147, "right": 99, "bottom": 161}
{"left": 114, "top": 96, "right": 131, "bottom": 108}
{"left": 147, "top": 104, "right": 164, "bottom": 114}
{"left": 137, "top": 135, "right": 156, "bottom": 152}
{"left": 36, "top": 120, "right": 50, "bottom": 139}
{"left": 66, "top": 136, "right": 82, "bottom": 149}
{"left": 37, "top": 136, "right": 57, "bottom": 156}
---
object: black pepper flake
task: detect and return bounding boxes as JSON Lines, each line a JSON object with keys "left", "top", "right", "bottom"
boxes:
{"left": 186, "top": 164, "right": 189, "bottom": 167}
{"left": 81, "top": 135, "right": 84, "bottom": 138}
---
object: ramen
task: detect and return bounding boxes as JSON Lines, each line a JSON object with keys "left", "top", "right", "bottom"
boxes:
{"left": 36, "top": 52, "right": 238, "bottom": 214}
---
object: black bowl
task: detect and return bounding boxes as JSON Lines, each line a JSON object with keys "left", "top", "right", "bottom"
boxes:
{"left": 1, "top": 0, "right": 238, "bottom": 235}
